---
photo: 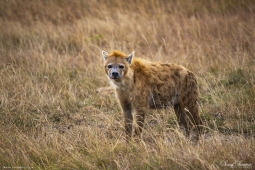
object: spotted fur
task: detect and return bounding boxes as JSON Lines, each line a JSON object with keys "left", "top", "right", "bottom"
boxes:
{"left": 102, "top": 50, "right": 203, "bottom": 140}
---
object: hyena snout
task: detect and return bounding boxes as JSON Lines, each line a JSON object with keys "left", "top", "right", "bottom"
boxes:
{"left": 110, "top": 70, "right": 121, "bottom": 79}
{"left": 111, "top": 71, "right": 119, "bottom": 77}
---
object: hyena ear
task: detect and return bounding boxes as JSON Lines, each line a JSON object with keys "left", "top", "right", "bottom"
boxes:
{"left": 102, "top": 51, "right": 108, "bottom": 61}
{"left": 126, "top": 51, "right": 134, "bottom": 65}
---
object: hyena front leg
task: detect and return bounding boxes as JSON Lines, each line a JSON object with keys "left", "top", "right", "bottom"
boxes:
{"left": 121, "top": 102, "right": 133, "bottom": 139}
{"left": 117, "top": 90, "right": 133, "bottom": 139}
{"left": 123, "top": 106, "right": 133, "bottom": 139}
{"left": 134, "top": 110, "right": 146, "bottom": 138}
{"left": 133, "top": 95, "right": 149, "bottom": 138}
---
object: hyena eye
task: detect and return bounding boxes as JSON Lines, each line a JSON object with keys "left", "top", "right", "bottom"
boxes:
{"left": 107, "top": 64, "right": 112, "bottom": 69}
{"left": 119, "top": 65, "right": 124, "bottom": 69}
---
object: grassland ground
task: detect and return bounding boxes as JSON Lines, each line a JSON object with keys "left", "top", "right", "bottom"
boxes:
{"left": 0, "top": 0, "right": 255, "bottom": 169}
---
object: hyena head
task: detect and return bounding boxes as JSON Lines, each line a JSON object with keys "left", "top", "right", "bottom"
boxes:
{"left": 102, "top": 50, "right": 134, "bottom": 80}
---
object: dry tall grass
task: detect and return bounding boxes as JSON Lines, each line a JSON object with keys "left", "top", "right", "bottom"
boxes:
{"left": 0, "top": 0, "right": 255, "bottom": 169}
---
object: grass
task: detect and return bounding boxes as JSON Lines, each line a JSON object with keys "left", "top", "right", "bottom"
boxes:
{"left": 0, "top": 0, "right": 255, "bottom": 169}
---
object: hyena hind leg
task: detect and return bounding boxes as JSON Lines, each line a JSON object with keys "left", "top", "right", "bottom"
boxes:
{"left": 180, "top": 72, "right": 204, "bottom": 140}
{"left": 174, "top": 104, "right": 192, "bottom": 136}
{"left": 180, "top": 101, "right": 204, "bottom": 141}
{"left": 184, "top": 102, "right": 203, "bottom": 135}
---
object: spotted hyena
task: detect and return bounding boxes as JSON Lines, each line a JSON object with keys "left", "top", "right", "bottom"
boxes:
{"left": 102, "top": 50, "right": 203, "bottom": 140}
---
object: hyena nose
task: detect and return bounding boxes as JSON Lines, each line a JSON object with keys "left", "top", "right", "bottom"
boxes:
{"left": 112, "top": 72, "right": 119, "bottom": 77}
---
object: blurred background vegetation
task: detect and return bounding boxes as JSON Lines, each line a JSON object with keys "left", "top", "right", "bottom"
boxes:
{"left": 0, "top": 0, "right": 254, "bottom": 169}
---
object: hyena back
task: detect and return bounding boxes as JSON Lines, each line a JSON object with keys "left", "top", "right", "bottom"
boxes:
{"left": 102, "top": 50, "right": 203, "bottom": 140}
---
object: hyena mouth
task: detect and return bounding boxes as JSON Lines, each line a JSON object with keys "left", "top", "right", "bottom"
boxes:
{"left": 110, "top": 76, "right": 121, "bottom": 80}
